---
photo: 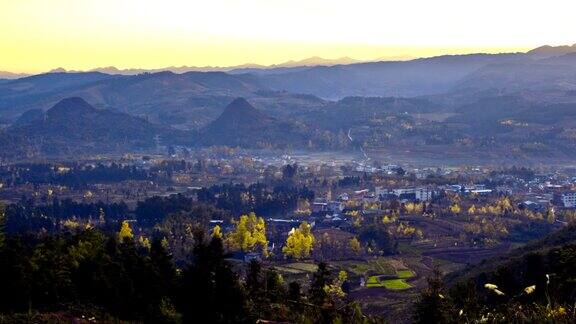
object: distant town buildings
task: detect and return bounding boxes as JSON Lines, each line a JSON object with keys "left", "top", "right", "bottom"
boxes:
{"left": 554, "top": 191, "right": 576, "bottom": 208}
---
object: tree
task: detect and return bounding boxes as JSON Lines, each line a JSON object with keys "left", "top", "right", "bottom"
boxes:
{"left": 226, "top": 213, "right": 268, "bottom": 255}
{"left": 358, "top": 224, "right": 396, "bottom": 255}
{"left": 178, "top": 233, "right": 248, "bottom": 323}
{"left": 413, "top": 266, "right": 453, "bottom": 324}
{"left": 349, "top": 237, "right": 361, "bottom": 255}
{"left": 309, "top": 262, "right": 332, "bottom": 306}
{"left": 282, "top": 222, "right": 315, "bottom": 259}
{"left": 138, "top": 235, "right": 151, "bottom": 250}
{"left": 449, "top": 203, "right": 461, "bottom": 215}
{"left": 245, "top": 259, "right": 263, "bottom": 298}
{"left": 546, "top": 207, "right": 556, "bottom": 224}
{"left": 212, "top": 224, "right": 222, "bottom": 239}
{"left": 118, "top": 220, "right": 134, "bottom": 242}
{"left": 324, "top": 270, "right": 348, "bottom": 301}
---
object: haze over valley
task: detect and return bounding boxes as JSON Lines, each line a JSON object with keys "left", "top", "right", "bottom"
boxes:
{"left": 3, "top": 1, "right": 576, "bottom": 323}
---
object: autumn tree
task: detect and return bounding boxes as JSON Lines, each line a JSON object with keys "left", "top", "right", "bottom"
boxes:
{"left": 227, "top": 213, "right": 268, "bottom": 255}
{"left": 212, "top": 224, "right": 222, "bottom": 239}
{"left": 282, "top": 222, "right": 315, "bottom": 260}
{"left": 118, "top": 220, "right": 134, "bottom": 242}
{"left": 349, "top": 237, "right": 361, "bottom": 255}
{"left": 449, "top": 203, "right": 461, "bottom": 215}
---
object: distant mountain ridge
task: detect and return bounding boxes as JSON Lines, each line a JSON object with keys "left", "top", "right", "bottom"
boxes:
{"left": 44, "top": 57, "right": 365, "bottom": 76}
{"left": 527, "top": 44, "right": 576, "bottom": 58}
{"left": 0, "top": 71, "right": 30, "bottom": 79}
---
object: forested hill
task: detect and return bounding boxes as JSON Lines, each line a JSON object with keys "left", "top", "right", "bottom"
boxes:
{"left": 412, "top": 224, "right": 576, "bottom": 323}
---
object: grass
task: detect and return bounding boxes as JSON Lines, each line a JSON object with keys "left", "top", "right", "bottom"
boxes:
{"left": 381, "top": 279, "right": 412, "bottom": 290}
{"left": 337, "top": 258, "right": 395, "bottom": 276}
{"left": 365, "top": 269, "right": 415, "bottom": 290}
{"left": 284, "top": 262, "right": 318, "bottom": 272}
{"left": 366, "top": 276, "right": 384, "bottom": 288}
{"left": 397, "top": 270, "right": 414, "bottom": 279}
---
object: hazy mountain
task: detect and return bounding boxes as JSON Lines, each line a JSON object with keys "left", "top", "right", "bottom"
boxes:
{"left": 0, "top": 71, "right": 29, "bottom": 79}
{"left": 0, "top": 71, "right": 266, "bottom": 126}
{"left": 257, "top": 53, "right": 528, "bottom": 99}
{"left": 5, "top": 97, "right": 192, "bottom": 157}
{"left": 12, "top": 108, "right": 45, "bottom": 127}
{"left": 454, "top": 61, "right": 576, "bottom": 94}
{"left": 527, "top": 44, "right": 576, "bottom": 58}
{"left": 46, "top": 57, "right": 360, "bottom": 76}
{"left": 199, "top": 98, "right": 311, "bottom": 148}
{"left": 274, "top": 56, "right": 361, "bottom": 68}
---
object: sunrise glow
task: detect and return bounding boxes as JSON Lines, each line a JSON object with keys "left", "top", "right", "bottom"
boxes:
{"left": 1, "top": 0, "right": 575, "bottom": 73}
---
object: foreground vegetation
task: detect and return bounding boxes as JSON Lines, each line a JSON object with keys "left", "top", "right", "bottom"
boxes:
{"left": 0, "top": 209, "right": 380, "bottom": 323}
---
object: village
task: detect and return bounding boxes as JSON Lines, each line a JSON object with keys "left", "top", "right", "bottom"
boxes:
{"left": 2, "top": 149, "right": 576, "bottom": 320}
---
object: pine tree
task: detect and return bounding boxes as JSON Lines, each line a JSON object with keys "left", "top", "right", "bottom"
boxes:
{"left": 309, "top": 262, "right": 332, "bottom": 306}
{"left": 413, "top": 266, "right": 453, "bottom": 324}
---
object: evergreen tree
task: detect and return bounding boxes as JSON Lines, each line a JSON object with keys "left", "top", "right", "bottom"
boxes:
{"left": 178, "top": 232, "right": 248, "bottom": 323}
{"left": 413, "top": 266, "right": 453, "bottom": 324}
{"left": 309, "top": 262, "right": 332, "bottom": 306}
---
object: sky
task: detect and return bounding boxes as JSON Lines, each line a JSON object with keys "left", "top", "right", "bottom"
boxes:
{"left": 1, "top": 0, "right": 575, "bottom": 73}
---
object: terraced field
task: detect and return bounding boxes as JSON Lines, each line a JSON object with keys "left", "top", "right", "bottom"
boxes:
{"left": 365, "top": 268, "right": 415, "bottom": 290}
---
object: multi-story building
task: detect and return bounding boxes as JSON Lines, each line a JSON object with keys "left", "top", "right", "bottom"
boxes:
{"left": 553, "top": 191, "right": 576, "bottom": 208}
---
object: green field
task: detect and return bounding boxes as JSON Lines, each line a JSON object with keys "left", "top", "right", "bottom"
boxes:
{"left": 337, "top": 258, "right": 395, "bottom": 276}
{"left": 397, "top": 270, "right": 414, "bottom": 279}
{"left": 365, "top": 269, "right": 415, "bottom": 290}
{"left": 381, "top": 279, "right": 412, "bottom": 290}
{"left": 366, "top": 276, "right": 384, "bottom": 288}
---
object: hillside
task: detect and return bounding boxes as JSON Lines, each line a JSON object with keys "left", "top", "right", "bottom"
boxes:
{"left": 0, "top": 70, "right": 328, "bottom": 130}
{"left": 258, "top": 53, "right": 527, "bottom": 99}
{"left": 4, "top": 97, "right": 192, "bottom": 157}
{"left": 527, "top": 44, "right": 576, "bottom": 58}
{"left": 446, "top": 223, "right": 576, "bottom": 286}
{"left": 199, "top": 98, "right": 312, "bottom": 148}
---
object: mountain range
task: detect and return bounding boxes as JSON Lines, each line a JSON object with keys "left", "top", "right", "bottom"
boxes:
{"left": 44, "top": 56, "right": 365, "bottom": 76}
{"left": 1, "top": 97, "right": 193, "bottom": 158}
{"left": 2, "top": 44, "right": 576, "bottom": 161}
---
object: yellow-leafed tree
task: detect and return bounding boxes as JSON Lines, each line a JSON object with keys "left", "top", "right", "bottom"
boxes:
{"left": 349, "top": 237, "right": 362, "bottom": 255}
{"left": 212, "top": 224, "right": 222, "bottom": 239}
{"left": 118, "top": 220, "right": 134, "bottom": 242}
{"left": 449, "top": 203, "right": 461, "bottom": 215}
{"left": 282, "top": 221, "right": 315, "bottom": 259}
{"left": 227, "top": 213, "right": 268, "bottom": 255}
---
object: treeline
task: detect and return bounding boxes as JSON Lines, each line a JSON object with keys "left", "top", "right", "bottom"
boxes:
{"left": 196, "top": 183, "right": 315, "bottom": 216}
{"left": 5, "top": 179, "right": 315, "bottom": 234}
{"left": 5, "top": 198, "right": 129, "bottom": 234}
{"left": 0, "top": 163, "right": 151, "bottom": 188}
{"left": 0, "top": 227, "right": 380, "bottom": 323}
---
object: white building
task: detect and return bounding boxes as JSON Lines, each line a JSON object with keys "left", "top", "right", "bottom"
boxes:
{"left": 554, "top": 191, "right": 576, "bottom": 208}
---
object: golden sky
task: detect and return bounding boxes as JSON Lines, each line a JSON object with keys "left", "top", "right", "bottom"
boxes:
{"left": 1, "top": 0, "right": 575, "bottom": 73}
